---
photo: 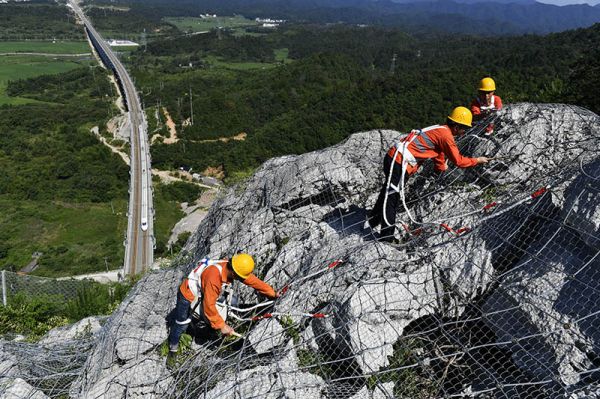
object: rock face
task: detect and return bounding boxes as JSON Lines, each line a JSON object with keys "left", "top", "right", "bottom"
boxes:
{"left": 38, "top": 316, "right": 105, "bottom": 346}
{"left": 15, "top": 102, "right": 593, "bottom": 398}
{"left": 0, "top": 339, "right": 91, "bottom": 399}
{"left": 70, "top": 269, "right": 180, "bottom": 397}
{"left": 0, "top": 378, "right": 49, "bottom": 399}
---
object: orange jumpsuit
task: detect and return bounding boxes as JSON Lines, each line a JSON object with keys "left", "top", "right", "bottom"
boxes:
{"left": 471, "top": 95, "right": 503, "bottom": 134}
{"left": 470, "top": 95, "right": 503, "bottom": 117}
{"left": 369, "top": 125, "right": 478, "bottom": 240}
{"left": 180, "top": 259, "right": 275, "bottom": 329}
{"left": 386, "top": 124, "right": 478, "bottom": 173}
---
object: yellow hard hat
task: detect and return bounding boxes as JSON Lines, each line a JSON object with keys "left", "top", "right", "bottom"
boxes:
{"left": 479, "top": 77, "right": 496, "bottom": 92}
{"left": 231, "top": 253, "right": 255, "bottom": 279}
{"left": 448, "top": 106, "right": 473, "bottom": 127}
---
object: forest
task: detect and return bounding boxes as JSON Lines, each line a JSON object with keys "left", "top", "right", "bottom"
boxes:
{"left": 125, "top": 23, "right": 600, "bottom": 180}
{"left": 0, "top": 0, "right": 82, "bottom": 40}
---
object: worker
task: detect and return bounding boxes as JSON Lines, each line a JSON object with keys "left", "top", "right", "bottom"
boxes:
{"left": 470, "top": 77, "right": 503, "bottom": 134}
{"left": 365, "top": 107, "right": 491, "bottom": 242}
{"left": 167, "top": 253, "right": 277, "bottom": 365}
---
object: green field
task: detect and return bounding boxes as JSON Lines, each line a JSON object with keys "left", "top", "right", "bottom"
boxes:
{"left": 164, "top": 15, "right": 259, "bottom": 34}
{"left": 203, "top": 55, "right": 280, "bottom": 71}
{"left": 274, "top": 48, "right": 291, "bottom": 64}
{"left": 110, "top": 45, "right": 140, "bottom": 53}
{"left": 0, "top": 54, "right": 82, "bottom": 105}
{"left": 0, "top": 198, "right": 128, "bottom": 277}
{"left": 0, "top": 41, "right": 90, "bottom": 54}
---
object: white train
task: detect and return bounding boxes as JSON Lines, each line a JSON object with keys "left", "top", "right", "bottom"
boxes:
{"left": 139, "top": 125, "right": 149, "bottom": 231}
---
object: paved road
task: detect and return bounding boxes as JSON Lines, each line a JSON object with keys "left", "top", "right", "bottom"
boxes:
{"left": 68, "top": 0, "right": 154, "bottom": 276}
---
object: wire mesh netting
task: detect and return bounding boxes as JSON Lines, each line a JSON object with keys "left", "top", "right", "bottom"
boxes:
{"left": 1, "top": 102, "right": 599, "bottom": 398}
{"left": 0, "top": 271, "right": 103, "bottom": 302}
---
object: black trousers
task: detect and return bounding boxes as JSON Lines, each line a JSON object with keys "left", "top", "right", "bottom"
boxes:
{"left": 368, "top": 154, "right": 408, "bottom": 241}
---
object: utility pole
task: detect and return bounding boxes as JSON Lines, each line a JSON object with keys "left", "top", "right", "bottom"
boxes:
{"left": 189, "top": 86, "right": 194, "bottom": 126}
{"left": 1, "top": 270, "right": 6, "bottom": 307}
{"left": 156, "top": 99, "right": 161, "bottom": 126}
{"left": 177, "top": 97, "right": 182, "bottom": 123}
{"left": 389, "top": 53, "right": 397, "bottom": 75}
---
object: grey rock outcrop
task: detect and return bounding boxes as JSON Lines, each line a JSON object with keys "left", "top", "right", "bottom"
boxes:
{"left": 66, "top": 103, "right": 599, "bottom": 398}
{"left": 71, "top": 269, "right": 179, "bottom": 397}
{"left": 0, "top": 378, "right": 49, "bottom": 399}
{"left": 0, "top": 347, "right": 19, "bottom": 378}
{"left": 38, "top": 316, "right": 105, "bottom": 346}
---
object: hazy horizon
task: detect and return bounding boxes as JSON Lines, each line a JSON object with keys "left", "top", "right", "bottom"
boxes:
{"left": 536, "top": 0, "right": 600, "bottom": 5}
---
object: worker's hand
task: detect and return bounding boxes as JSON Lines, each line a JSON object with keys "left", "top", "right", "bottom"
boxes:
{"left": 477, "top": 157, "right": 491, "bottom": 164}
{"left": 220, "top": 324, "right": 235, "bottom": 336}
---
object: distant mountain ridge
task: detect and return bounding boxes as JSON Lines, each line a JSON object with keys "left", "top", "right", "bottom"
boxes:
{"left": 391, "top": 0, "right": 537, "bottom": 4}
{"left": 190, "top": 0, "right": 600, "bottom": 34}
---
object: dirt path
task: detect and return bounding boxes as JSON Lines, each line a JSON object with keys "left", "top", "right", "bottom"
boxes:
{"left": 90, "top": 126, "right": 130, "bottom": 164}
{"left": 193, "top": 132, "right": 247, "bottom": 144}
{"left": 162, "top": 107, "right": 178, "bottom": 143}
{"left": 167, "top": 190, "right": 217, "bottom": 247}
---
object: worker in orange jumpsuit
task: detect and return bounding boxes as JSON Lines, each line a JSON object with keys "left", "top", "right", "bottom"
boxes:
{"left": 167, "top": 253, "right": 277, "bottom": 362}
{"left": 470, "top": 77, "right": 503, "bottom": 135}
{"left": 366, "top": 107, "right": 491, "bottom": 242}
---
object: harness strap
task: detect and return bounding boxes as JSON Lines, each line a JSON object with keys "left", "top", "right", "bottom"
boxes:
{"left": 388, "top": 130, "right": 420, "bottom": 192}
{"left": 478, "top": 95, "right": 496, "bottom": 111}
{"left": 382, "top": 130, "right": 423, "bottom": 228}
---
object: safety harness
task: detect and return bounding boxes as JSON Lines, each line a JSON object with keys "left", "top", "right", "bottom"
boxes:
{"left": 176, "top": 258, "right": 230, "bottom": 326}
{"left": 383, "top": 125, "right": 442, "bottom": 226}
{"left": 477, "top": 95, "right": 497, "bottom": 112}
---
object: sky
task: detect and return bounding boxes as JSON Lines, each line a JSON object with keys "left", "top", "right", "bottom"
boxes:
{"left": 536, "top": 0, "right": 600, "bottom": 4}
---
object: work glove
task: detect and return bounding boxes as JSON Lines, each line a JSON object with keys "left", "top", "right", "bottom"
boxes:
{"left": 220, "top": 324, "right": 235, "bottom": 336}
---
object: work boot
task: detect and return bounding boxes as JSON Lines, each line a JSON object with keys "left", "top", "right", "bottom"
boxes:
{"left": 363, "top": 217, "right": 381, "bottom": 233}
{"left": 166, "top": 351, "right": 178, "bottom": 370}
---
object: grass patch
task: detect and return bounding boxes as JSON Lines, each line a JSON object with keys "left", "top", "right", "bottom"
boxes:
{"left": 274, "top": 48, "right": 291, "bottom": 64}
{"left": 280, "top": 315, "right": 300, "bottom": 344}
{"left": 0, "top": 41, "right": 90, "bottom": 54}
{"left": 231, "top": 30, "right": 268, "bottom": 37}
{"left": 152, "top": 182, "right": 187, "bottom": 256}
{"left": 223, "top": 167, "right": 258, "bottom": 186}
{"left": 0, "top": 280, "right": 135, "bottom": 340}
{"left": 0, "top": 55, "right": 82, "bottom": 105}
{"left": 368, "top": 337, "right": 438, "bottom": 398}
{"left": 164, "top": 15, "right": 259, "bottom": 34}
{"left": 110, "top": 45, "right": 141, "bottom": 53}
{"left": 297, "top": 348, "right": 333, "bottom": 379}
{"left": 202, "top": 54, "right": 278, "bottom": 71}
{"left": 0, "top": 198, "right": 128, "bottom": 277}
